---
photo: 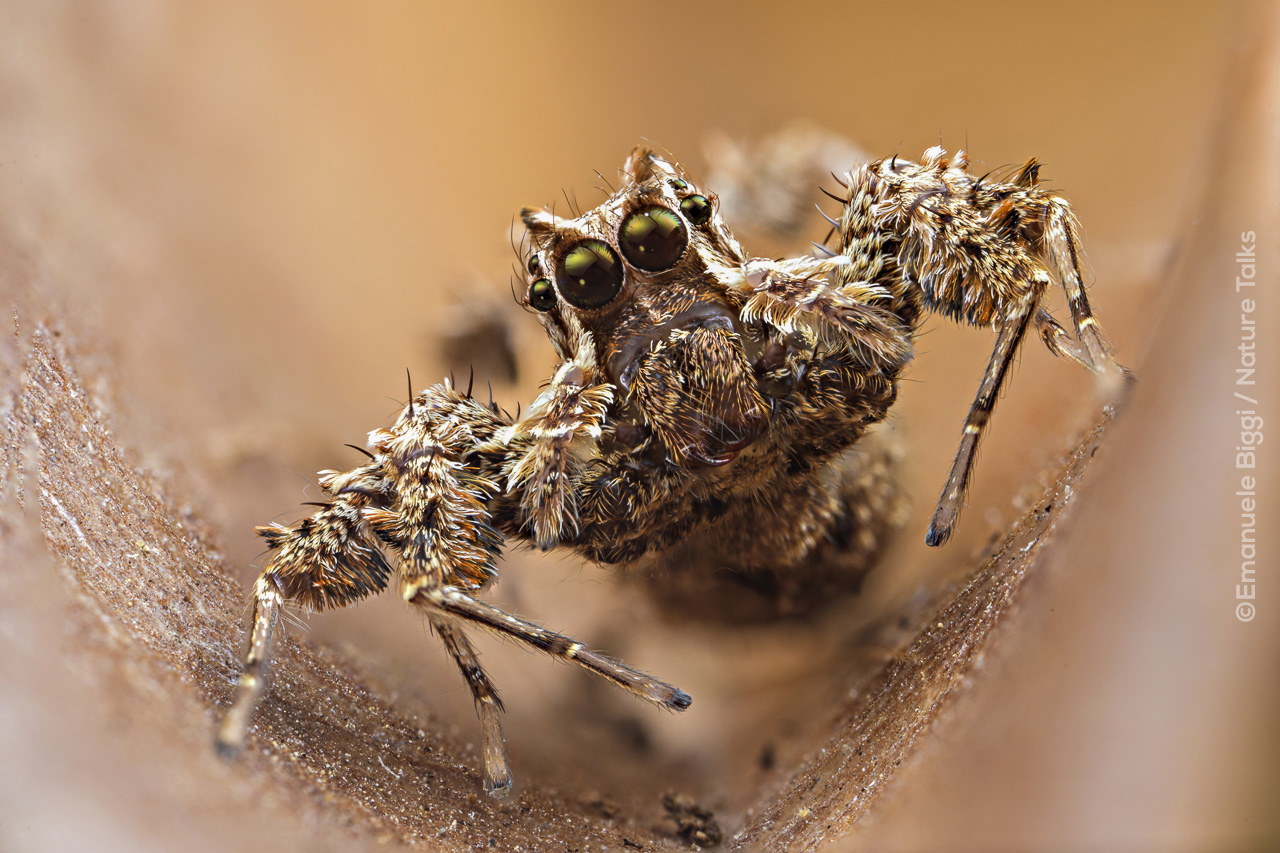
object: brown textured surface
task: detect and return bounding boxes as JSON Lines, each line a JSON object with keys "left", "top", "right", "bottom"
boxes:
{"left": 0, "top": 247, "right": 1111, "bottom": 853}
{"left": 2, "top": 3, "right": 1277, "bottom": 852}
{"left": 1, "top": 322, "right": 686, "bottom": 851}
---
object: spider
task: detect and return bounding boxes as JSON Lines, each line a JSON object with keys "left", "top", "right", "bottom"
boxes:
{"left": 216, "top": 144, "right": 1126, "bottom": 797}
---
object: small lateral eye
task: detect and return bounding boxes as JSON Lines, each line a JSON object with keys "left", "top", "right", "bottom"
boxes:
{"left": 556, "top": 240, "right": 623, "bottom": 310}
{"left": 527, "top": 254, "right": 542, "bottom": 275}
{"left": 619, "top": 205, "right": 687, "bottom": 272}
{"left": 528, "top": 278, "right": 557, "bottom": 312}
{"left": 680, "top": 194, "right": 712, "bottom": 226}
{"left": 669, "top": 178, "right": 688, "bottom": 190}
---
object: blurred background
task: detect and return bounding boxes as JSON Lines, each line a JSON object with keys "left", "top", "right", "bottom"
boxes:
{"left": 0, "top": 1, "right": 1275, "bottom": 851}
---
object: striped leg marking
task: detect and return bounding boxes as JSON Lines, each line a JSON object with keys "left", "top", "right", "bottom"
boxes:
{"left": 431, "top": 615, "right": 513, "bottom": 798}
{"left": 927, "top": 278, "right": 1042, "bottom": 546}
{"left": 216, "top": 573, "right": 285, "bottom": 756}
{"left": 407, "top": 583, "right": 691, "bottom": 712}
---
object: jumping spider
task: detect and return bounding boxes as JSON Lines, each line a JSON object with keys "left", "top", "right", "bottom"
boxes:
{"left": 217, "top": 145, "right": 1126, "bottom": 797}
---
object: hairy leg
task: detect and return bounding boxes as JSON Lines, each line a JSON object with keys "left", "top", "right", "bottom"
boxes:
{"left": 429, "top": 615, "right": 513, "bottom": 798}
{"left": 927, "top": 272, "right": 1044, "bottom": 546}
{"left": 406, "top": 582, "right": 691, "bottom": 711}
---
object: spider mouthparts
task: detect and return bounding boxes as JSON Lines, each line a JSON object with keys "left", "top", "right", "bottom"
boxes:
{"left": 686, "top": 449, "right": 740, "bottom": 467}
{"left": 606, "top": 302, "right": 740, "bottom": 392}
{"left": 680, "top": 433, "right": 753, "bottom": 468}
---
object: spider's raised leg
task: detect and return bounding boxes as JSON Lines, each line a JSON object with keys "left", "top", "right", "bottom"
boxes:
{"left": 1040, "top": 197, "right": 1136, "bottom": 399}
{"left": 839, "top": 148, "right": 1131, "bottom": 545}
{"left": 926, "top": 272, "right": 1047, "bottom": 546}
{"left": 503, "top": 361, "right": 616, "bottom": 549}
{"left": 216, "top": 462, "right": 394, "bottom": 754}
{"left": 1043, "top": 198, "right": 1118, "bottom": 374}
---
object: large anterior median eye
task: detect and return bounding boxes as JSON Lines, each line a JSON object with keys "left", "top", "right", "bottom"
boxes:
{"left": 555, "top": 240, "right": 623, "bottom": 309}
{"left": 619, "top": 205, "right": 687, "bottom": 272}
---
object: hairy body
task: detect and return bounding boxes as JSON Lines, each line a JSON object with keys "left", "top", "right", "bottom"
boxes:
{"left": 216, "top": 145, "right": 1126, "bottom": 797}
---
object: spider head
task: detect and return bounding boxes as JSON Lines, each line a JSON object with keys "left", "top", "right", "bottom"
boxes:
{"left": 518, "top": 147, "right": 766, "bottom": 467}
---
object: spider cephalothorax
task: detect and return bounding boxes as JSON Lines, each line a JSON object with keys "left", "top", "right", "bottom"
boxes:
{"left": 217, "top": 144, "right": 1126, "bottom": 797}
{"left": 520, "top": 152, "right": 768, "bottom": 478}
{"left": 506, "top": 148, "right": 912, "bottom": 573}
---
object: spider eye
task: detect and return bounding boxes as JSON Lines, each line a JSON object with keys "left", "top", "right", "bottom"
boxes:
{"left": 556, "top": 240, "right": 623, "bottom": 310}
{"left": 679, "top": 195, "right": 712, "bottom": 226}
{"left": 528, "top": 278, "right": 557, "bottom": 312}
{"left": 527, "top": 254, "right": 542, "bottom": 275}
{"left": 669, "top": 178, "right": 688, "bottom": 190}
{"left": 619, "top": 205, "right": 687, "bottom": 272}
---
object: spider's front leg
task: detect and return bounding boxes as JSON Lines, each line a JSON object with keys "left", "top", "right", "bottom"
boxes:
{"left": 729, "top": 255, "right": 914, "bottom": 374}
{"left": 216, "top": 382, "right": 511, "bottom": 779}
{"left": 386, "top": 370, "right": 689, "bottom": 794}
{"left": 479, "top": 361, "right": 692, "bottom": 703}
{"left": 836, "top": 147, "right": 1131, "bottom": 545}
{"left": 501, "top": 361, "right": 615, "bottom": 549}
{"left": 218, "top": 376, "right": 688, "bottom": 798}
